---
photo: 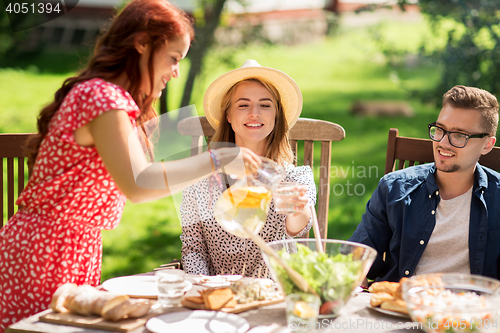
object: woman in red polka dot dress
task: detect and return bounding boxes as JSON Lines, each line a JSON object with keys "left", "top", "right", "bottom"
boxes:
{"left": 0, "top": 1, "right": 261, "bottom": 331}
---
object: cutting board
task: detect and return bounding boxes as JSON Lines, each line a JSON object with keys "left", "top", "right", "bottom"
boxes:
{"left": 39, "top": 311, "right": 157, "bottom": 332}
{"left": 181, "top": 296, "right": 284, "bottom": 314}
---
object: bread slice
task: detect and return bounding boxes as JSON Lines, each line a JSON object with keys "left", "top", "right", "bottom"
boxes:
{"left": 63, "top": 285, "right": 101, "bottom": 316}
{"left": 127, "top": 299, "right": 152, "bottom": 318}
{"left": 380, "top": 299, "right": 409, "bottom": 314}
{"left": 222, "top": 297, "right": 237, "bottom": 308}
{"left": 368, "top": 281, "right": 399, "bottom": 295}
{"left": 184, "top": 295, "right": 205, "bottom": 304}
{"left": 370, "top": 292, "right": 393, "bottom": 307}
{"left": 394, "top": 278, "right": 408, "bottom": 299}
{"left": 102, "top": 299, "right": 134, "bottom": 322}
{"left": 89, "top": 291, "right": 125, "bottom": 316}
{"left": 202, "top": 288, "right": 234, "bottom": 310}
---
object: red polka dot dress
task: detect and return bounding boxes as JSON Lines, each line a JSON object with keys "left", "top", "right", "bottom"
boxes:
{"left": 0, "top": 78, "right": 140, "bottom": 332}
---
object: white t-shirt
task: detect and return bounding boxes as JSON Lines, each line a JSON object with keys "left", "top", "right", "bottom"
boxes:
{"left": 415, "top": 186, "right": 472, "bottom": 275}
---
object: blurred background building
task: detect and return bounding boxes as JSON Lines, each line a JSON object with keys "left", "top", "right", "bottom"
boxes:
{"left": 21, "top": 0, "right": 414, "bottom": 50}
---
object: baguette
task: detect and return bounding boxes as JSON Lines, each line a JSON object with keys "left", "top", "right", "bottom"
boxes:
{"left": 380, "top": 299, "right": 409, "bottom": 315}
{"left": 53, "top": 283, "right": 151, "bottom": 321}
{"left": 92, "top": 294, "right": 129, "bottom": 316}
{"left": 102, "top": 299, "right": 134, "bottom": 322}
{"left": 64, "top": 285, "right": 101, "bottom": 316}
{"left": 370, "top": 292, "right": 393, "bottom": 307}
{"left": 127, "top": 299, "right": 152, "bottom": 318}
{"left": 50, "top": 283, "right": 78, "bottom": 313}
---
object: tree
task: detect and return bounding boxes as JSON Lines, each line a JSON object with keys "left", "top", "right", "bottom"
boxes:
{"left": 181, "top": 0, "right": 228, "bottom": 108}
{"left": 159, "top": 0, "right": 229, "bottom": 117}
{"left": 397, "top": 0, "right": 500, "bottom": 102}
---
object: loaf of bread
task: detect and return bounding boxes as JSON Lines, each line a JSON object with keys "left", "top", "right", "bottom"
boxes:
{"left": 51, "top": 283, "right": 151, "bottom": 321}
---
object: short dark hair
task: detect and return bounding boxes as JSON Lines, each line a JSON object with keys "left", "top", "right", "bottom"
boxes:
{"left": 442, "top": 85, "right": 499, "bottom": 136}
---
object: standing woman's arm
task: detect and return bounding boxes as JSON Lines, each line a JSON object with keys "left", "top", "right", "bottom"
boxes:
{"left": 83, "top": 110, "right": 260, "bottom": 203}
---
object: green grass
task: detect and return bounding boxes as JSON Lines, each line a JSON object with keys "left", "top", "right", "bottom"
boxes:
{"left": 1, "top": 15, "right": 445, "bottom": 282}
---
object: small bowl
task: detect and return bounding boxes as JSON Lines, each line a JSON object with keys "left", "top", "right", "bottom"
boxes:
{"left": 402, "top": 273, "right": 500, "bottom": 333}
{"left": 262, "top": 238, "right": 376, "bottom": 318}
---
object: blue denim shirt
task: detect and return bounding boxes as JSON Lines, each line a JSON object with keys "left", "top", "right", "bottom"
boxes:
{"left": 349, "top": 163, "right": 500, "bottom": 282}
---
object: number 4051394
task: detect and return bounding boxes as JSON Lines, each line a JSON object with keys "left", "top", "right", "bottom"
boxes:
{"left": 443, "top": 318, "right": 499, "bottom": 330}
{"left": 6, "top": 2, "right": 61, "bottom": 14}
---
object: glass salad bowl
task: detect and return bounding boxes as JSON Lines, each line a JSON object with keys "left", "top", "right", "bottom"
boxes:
{"left": 262, "top": 238, "right": 377, "bottom": 318}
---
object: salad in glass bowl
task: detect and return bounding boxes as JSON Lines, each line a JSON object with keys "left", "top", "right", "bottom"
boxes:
{"left": 262, "top": 239, "right": 377, "bottom": 317}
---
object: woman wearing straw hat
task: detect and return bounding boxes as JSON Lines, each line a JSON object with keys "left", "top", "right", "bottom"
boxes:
{"left": 180, "top": 60, "right": 317, "bottom": 277}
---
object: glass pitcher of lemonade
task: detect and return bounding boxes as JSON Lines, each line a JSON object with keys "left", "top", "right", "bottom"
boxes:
{"left": 214, "top": 157, "right": 284, "bottom": 238}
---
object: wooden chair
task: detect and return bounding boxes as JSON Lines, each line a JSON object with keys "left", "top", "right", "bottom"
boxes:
{"left": 1, "top": 133, "right": 34, "bottom": 228}
{"left": 385, "top": 128, "right": 500, "bottom": 174}
{"left": 177, "top": 116, "right": 345, "bottom": 239}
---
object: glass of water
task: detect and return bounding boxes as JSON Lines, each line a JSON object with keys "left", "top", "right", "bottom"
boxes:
{"left": 273, "top": 182, "right": 302, "bottom": 214}
{"left": 155, "top": 269, "right": 186, "bottom": 307}
{"left": 285, "top": 293, "right": 320, "bottom": 332}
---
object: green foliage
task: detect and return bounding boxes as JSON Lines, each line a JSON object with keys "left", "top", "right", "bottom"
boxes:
{"left": 393, "top": 0, "right": 500, "bottom": 102}
{"left": 101, "top": 196, "right": 183, "bottom": 280}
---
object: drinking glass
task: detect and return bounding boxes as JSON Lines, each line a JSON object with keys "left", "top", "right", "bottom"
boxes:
{"left": 273, "top": 182, "right": 301, "bottom": 214}
{"left": 155, "top": 269, "right": 186, "bottom": 307}
{"left": 285, "top": 293, "right": 320, "bottom": 332}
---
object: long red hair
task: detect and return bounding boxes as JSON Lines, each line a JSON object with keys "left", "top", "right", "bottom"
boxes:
{"left": 26, "top": 0, "right": 194, "bottom": 169}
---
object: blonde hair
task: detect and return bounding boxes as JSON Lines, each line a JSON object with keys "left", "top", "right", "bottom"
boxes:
{"left": 210, "top": 78, "right": 294, "bottom": 164}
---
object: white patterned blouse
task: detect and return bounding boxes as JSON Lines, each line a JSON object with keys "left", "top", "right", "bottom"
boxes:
{"left": 180, "top": 163, "right": 317, "bottom": 277}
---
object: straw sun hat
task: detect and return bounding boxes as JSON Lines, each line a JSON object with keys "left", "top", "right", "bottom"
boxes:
{"left": 203, "top": 59, "right": 303, "bottom": 130}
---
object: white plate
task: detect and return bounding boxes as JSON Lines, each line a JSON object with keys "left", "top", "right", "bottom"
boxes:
{"left": 193, "top": 275, "right": 243, "bottom": 288}
{"left": 368, "top": 305, "right": 411, "bottom": 319}
{"left": 102, "top": 275, "right": 192, "bottom": 298}
{"left": 146, "top": 310, "right": 250, "bottom": 333}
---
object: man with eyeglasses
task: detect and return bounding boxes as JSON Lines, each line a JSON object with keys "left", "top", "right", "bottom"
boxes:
{"left": 349, "top": 85, "right": 500, "bottom": 282}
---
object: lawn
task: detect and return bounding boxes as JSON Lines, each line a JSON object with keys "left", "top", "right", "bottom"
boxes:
{"left": 0, "top": 13, "right": 444, "bottom": 281}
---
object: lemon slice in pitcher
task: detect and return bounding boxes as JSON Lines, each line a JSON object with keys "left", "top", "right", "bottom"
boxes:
{"left": 223, "top": 186, "right": 271, "bottom": 209}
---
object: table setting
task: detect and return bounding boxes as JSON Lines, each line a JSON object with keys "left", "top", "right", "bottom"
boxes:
{"left": 9, "top": 269, "right": 500, "bottom": 333}
{"left": 6, "top": 157, "right": 500, "bottom": 333}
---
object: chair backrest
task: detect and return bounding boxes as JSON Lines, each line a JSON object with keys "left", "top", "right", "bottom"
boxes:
{"left": 385, "top": 128, "right": 500, "bottom": 174}
{"left": 1, "top": 133, "right": 34, "bottom": 228}
{"left": 177, "top": 116, "right": 345, "bottom": 239}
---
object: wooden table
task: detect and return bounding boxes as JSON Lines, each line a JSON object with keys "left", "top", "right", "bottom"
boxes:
{"left": 6, "top": 291, "right": 425, "bottom": 333}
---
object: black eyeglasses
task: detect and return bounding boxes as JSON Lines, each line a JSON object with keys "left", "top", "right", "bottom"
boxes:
{"left": 428, "top": 123, "right": 489, "bottom": 148}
